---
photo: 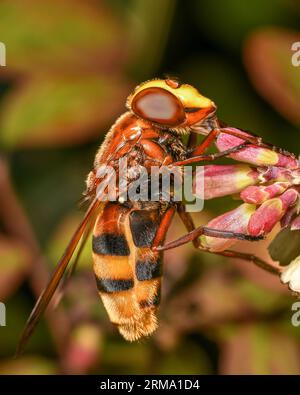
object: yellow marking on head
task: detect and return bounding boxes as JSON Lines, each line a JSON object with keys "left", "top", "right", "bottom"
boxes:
{"left": 127, "top": 79, "right": 214, "bottom": 110}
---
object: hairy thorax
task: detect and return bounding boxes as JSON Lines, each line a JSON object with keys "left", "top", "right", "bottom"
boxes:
{"left": 85, "top": 112, "right": 188, "bottom": 203}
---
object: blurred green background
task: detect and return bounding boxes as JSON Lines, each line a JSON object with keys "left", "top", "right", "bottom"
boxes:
{"left": 0, "top": 0, "right": 300, "bottom": 374}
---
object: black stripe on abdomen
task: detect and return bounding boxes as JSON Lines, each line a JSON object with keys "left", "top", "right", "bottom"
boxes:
{"left": 136, "top": 258, "right": 162, "bottom": 281}
{"left": 96, "top": 278, "right": 134, "bottom": 293}
{"left": 129, "top": 210, "right": 159, "bottom": 247}
{"left": 139, "top": 291, "right": 161, "bottom": 308}
{"left": 92, "top": 233, "right": 130, "bottom": 256}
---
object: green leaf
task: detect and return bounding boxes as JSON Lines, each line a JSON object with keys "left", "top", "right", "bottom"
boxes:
{"left": 0, "top": 73, "right": 128, "bottom": 148}
{"left": 157, "top": 341, "right": 213, "bottom": 374}
{"left": 0, "top": 0, "right": 127, "bottom": 75}
{"left": 220, "top": 324, "right": 300, "bottom": 374}
{"left": 101, "top": 341, "right": 150, "bottom": 374}
{"left": 268, "top": 227, "right": 300, "bottom": 266}
{"left": 127, "top": 0, "right": 175, "bottom": 78}
{"left": 46, "top": 212, "right": 92, "bottom": 270}
{"left": 0, "top": 237, "right": 31, "bottom": 299}
{"left": 244, "top": 28, "right": 300, "bottom": 127}
{"left": 194, "top": 0, "right": 295, "bottom": 51}
{"left": 0, "top": 357, "right": 57, "bottom": 374}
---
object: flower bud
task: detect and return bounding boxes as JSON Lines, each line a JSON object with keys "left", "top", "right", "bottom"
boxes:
{"left": 248, "top": 188, "right": 299, "bottom": 236}
{"left": 197, "top": 164, "right": 259, "bottom": 199}
{"left": 240, "top": 182, "right": 290, "bottom": 204}
{"left": 216, "top": 128, "right": 298, "bottom": 168}
{"left": 281, "top": 255, "right": 300, "bottom": 294}
{"left": 259, "top": 167, "right": 293, "bottom": 183}
{"left": 63, "top": 324, "right": 101, "bottom": 374}
{"left": 201, "top": 203, "right": 256, "bottom": 251}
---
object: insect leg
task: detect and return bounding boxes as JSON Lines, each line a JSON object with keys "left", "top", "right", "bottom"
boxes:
{"left": 154, "top": 225, "right": 262, "bottom": 252}
{"left": 188, "top": 126, "right": 254, "bottom": 158}
{"left": 215, "top": 124, "right": 295, "bottom": 157}
{"left": 186, "top": 131, "right": 198, "bottom": 150}
{"left": 173, "top": 142, "right": 249, "bottom": 166}
{"left": 191, "top": 121, "right": 295, "bottom": 158}
{"left": 152, "top": 206, "right": 177, "bottom": 248}
{"left": 207, "top": 249, "right": 282, "bottom": 275}
{"left": 177, "top": 207, "right": 281, "bottom": 275}
{"left": 177, "top": 203, "right": 200, "bottom": 248}
{"left": 189, "top": 129, "right": 219, "bottom": 156}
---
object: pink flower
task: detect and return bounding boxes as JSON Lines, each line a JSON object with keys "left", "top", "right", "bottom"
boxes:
{"left": 201, "top": 203, "right": 256, "bottom": 251}
{"left": 216, "top": 128, "right": 298, "bottom": 169}
{"left": 197, "top": 126, "right": 300, "bottom": 258}
{"left": 240, "top": 182, "right": 290, "bottom": 204}
{"left": 248, "top": 188, "right": 299, "bottom": 236}
{"left": 198, "top": 164, "right": 260, "bottom": 199}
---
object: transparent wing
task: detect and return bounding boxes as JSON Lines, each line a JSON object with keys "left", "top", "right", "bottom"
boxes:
{"left": 16, "top": 197, "right": 102, "bottom": 357}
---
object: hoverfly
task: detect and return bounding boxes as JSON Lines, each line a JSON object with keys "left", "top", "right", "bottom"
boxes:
{"left": 17, "top": 78, "right": 295, "bottom": 354}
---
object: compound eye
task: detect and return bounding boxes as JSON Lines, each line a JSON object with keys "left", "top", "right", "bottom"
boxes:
{"left": 131, "top": 87, "right": 185, "bottom": 126}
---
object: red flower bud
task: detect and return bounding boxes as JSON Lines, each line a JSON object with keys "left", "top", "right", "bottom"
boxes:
{"left": 240, "top": 182, "right": 290, "bottom": 204}
{"left": 201, "top": 203, "right": 256, "bottom": 251}
{"left": 197, "top": 164, "right": 259, "bottom": 199}
{"left": 248, "top": 189, "right": 299, "bottom": 236}
{"left": 216, "top": 128, "right": 298, "bottom": 168}
{"left": 63, "top": 324, "right": 101, "bottom": 374}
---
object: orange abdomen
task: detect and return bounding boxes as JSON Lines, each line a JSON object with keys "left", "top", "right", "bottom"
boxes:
{"left": 92, "top": 202, "right": 162, "bottom": 341}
